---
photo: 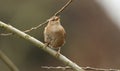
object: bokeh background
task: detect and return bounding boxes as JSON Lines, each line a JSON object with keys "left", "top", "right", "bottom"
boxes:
{"left": 0, "top": 0, "right": 120, "bottom": 71}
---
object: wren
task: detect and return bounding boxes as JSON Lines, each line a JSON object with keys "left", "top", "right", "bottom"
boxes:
{"left": 44, "top": 16, "right": 66, "bottom": 55}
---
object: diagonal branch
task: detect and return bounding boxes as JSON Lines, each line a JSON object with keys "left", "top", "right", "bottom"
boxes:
{"left": 0, "top": 21, "right": 84, "bottom": 71}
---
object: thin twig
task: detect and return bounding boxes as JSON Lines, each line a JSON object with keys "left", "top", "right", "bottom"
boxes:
{"left": 41, "top": 66, "right": 71, "bottom": 70}
{"left": 23, "top": 20, "right": 48, "bottom": 33}
{"left": 41, "top": 66, "right": 120, "bottom": 71}
{"left": 54, "top": 0, "right": 72, "bottom": 16}
{"left": 0, "top": 21, "right": 84, "bottom": 71}
{"left": 0, "top": 33, "right": 13, "bottom": 36}
{"left": 82, "top": 67, "right": 120, "bottom": 71}
{"left": 0, "top": 0, "right": 73, "bottom": 36}
{"left": 0, "top": 50, "right": 19, "bottom": 71}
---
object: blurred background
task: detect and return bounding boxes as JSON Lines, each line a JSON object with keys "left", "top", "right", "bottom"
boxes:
{"left": 0, "top": 0, "right": 120, "bottom": 71}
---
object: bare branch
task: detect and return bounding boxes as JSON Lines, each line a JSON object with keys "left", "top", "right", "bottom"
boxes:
{"left": 0, "top": 33, "right": 13, "bottom": 36}
{"left": 54, "top": 0, "right": 73, "bottom": 16}
{"left": 23, "top": 20, "right": 48, "bottom": 33}
{"left": 0, "top": 50, "right": 19, "bottom": 71}
{"left": 41, "top": 66, "right": 120, "bottom": 71}
{"left": 0, "top": 21, "right": 84, "bottom": 71}
{"left": 82, "top": 66, "right": 120, "bottom": 71}
{"left": 41, "top": 66, "right": 71, "bottom": 70}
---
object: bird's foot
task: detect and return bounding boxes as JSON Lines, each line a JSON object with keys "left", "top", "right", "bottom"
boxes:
{"left": 44, "top": 43, "right": 49, "bottom": 48}
{"left": 55, "top": 47, "right": 61, "bottom": 57}
{"left": 55, "top": 51, "right": 60, "bottom": 58}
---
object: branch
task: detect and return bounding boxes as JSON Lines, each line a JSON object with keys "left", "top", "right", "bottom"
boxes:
{"left": 23, "top": 20, "right": 48, "bottom": 33}
{"left": 0, "top": 50, "right": 19, "bottom": 71}
{"left": 82, "top": 67, "right": 120, "bottom": 71}
{"left": 0, "top": 21, "right": 84, "bottom": 71}
{"left": 41, "top": 66, "right": 120, "bottom": 71}
{"left": 54, "top": 0, "right": 72, "bottom": 16}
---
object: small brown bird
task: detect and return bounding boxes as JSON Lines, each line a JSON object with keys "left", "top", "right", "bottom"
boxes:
{"left": 44, "top": 16, "right": 66, "bottom": 54}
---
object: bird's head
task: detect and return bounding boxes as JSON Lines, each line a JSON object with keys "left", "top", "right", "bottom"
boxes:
{"left": 48, "top": 16, "right": 60, "bottom": 25}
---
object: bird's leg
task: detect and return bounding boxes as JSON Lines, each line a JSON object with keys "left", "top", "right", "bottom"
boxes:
{"left": 55, "top": 47, "right": 61, "bottom": 57}
{"left": 44, "top": 42, "right": 49, "bottom": 48}
{"left": 58, "top": 47, "right": 61, "bottom": 54}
